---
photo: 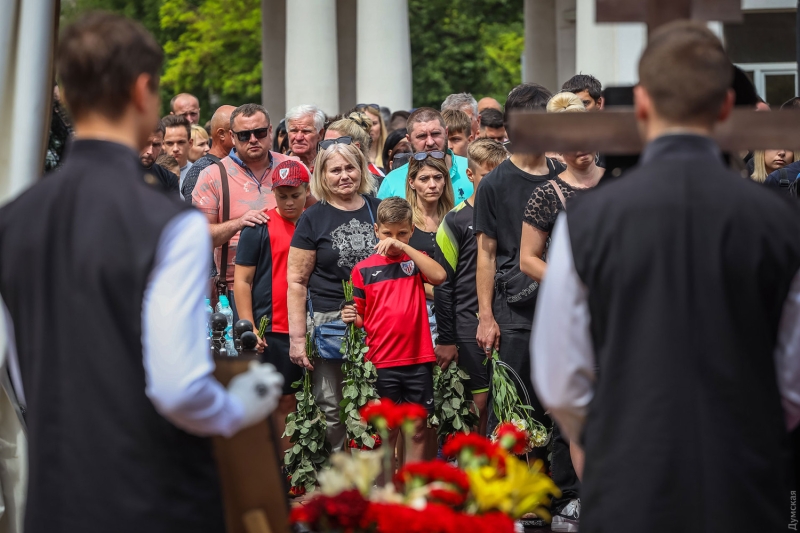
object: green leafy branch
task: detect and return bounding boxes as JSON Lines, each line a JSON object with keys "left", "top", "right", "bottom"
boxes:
{"left": 339, "top": 280, "right": 381, "bottom": 450}
{"left": 430, "top": 361, "right": 480, "bottom": 438}
{"left": 283, "top": 333, "right": 330, "bottom": 494}
{"left": 485, "top": 351, "right": 549, "bottom": 451}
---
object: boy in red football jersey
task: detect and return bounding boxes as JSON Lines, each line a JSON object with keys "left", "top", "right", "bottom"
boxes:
{"left": 342, "top": 197, "right": 446, "bottom": 463}
{"left": 234, "top": 159, "right": 310, "bottom": 454}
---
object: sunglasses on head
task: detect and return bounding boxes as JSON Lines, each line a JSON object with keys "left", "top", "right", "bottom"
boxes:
{"left": 232, "top": 127, "right": 270, "bottom": 143}
{"left": 356, "top": 103, "right": 380, "bottom": 111}
{"left": 412, "top": 151, "right": 445, "bottom": 161}
{"left": 317, "top": 136, "right": 353, "bottom": 151}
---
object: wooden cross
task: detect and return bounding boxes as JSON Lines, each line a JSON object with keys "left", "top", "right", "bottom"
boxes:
{"left": 596, "top": 0, "right": 742, "bottom": 33}
{"left": 507, "top": 0, "right": 800, "bottom": 157}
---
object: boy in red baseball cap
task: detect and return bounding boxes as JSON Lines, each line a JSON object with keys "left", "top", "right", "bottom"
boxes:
{"left": 233, "top": 159, "right": 311, "bottom": 454}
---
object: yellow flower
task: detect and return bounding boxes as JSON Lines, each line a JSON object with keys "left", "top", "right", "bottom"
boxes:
{"left": 466, "top": 455, "right": 560, "bottom": 519}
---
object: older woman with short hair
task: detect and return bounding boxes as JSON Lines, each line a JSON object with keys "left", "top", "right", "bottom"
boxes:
{"left": 287, "top": 142, "right": 380, "bottom": 451}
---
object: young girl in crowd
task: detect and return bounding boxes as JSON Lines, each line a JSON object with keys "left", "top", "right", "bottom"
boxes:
{"left": 406, "top": 152, "right": 454, "bottom": 344}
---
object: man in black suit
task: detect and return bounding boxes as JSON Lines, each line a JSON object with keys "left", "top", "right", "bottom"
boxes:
{"left": 532, "top": 21, "right": 800, "bottom": 533}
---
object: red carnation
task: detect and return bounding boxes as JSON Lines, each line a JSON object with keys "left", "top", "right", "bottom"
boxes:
{"left": 442, "top": 432, "right": 505, "bottom": 464}
{"left": 288, "top": 485, "right": 306, "bottom": 497}
{"left": 428, "top": 488, "right": 467, "bottom": 507}
{"left": 395, "top": 460, "right": 470, "bottom": 493}
{"left": 397, "top": 403, "right": 428, "bottom": 422}
{"left": 494, "top": 422, "right": 529, "bottom": 455}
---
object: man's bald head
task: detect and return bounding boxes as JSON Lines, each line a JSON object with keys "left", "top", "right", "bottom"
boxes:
{"left": 170, "top": 93, "right": 200, "bottom": 124}
{"left": 209, "top": 105, "right": 236, "bottom": 155}
{"left": 478, "top": 97, "right": 502, "bottom": 113}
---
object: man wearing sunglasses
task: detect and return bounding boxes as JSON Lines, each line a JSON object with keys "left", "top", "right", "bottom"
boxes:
{"left": 377, "top": 107, "right": 473, "bottom": 205}
{"left": 193, "top": 103, "right": 302, "bottom": 319}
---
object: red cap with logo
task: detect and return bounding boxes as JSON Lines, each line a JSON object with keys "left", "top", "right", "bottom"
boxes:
{"left": 272, "top": 160, "right": 311, "bottom": 188}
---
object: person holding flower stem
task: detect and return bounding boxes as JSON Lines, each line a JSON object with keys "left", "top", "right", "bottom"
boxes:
{"left": 342, "top": 197, "right": 446, "bottom": 466}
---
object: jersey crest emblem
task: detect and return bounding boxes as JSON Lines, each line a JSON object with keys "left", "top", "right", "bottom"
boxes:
{"left": 401, "top": 260, "right": 415, "bottom": 276}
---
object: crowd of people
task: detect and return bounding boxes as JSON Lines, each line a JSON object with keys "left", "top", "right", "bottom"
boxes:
{"left": 1, "top": 11, "right": 799, "bottom": 533}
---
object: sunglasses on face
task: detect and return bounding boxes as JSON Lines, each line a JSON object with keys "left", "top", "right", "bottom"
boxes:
{"left": 412, "top": 151, "right": 445, "bottom": 161}
{"left": 232, "top": 127, "right": 270, "bottom": 143}
{"left": 317, "top": 136, "right": 353, "bottom": 151}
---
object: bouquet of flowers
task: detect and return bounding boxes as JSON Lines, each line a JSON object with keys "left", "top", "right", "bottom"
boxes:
{"left": 429, "top": 361, "right": 479, "bottom": 438}
{"left": 339, "top": 280, "right": 381, "bottom": 451}
{"left": 485, "top": 350, "right": 550, "bottom": 453}
{"left": 283, "top": 333, "right": 330, "bottom": 496}
{"left": 291, "top": 399, "right": 560, "bottom": 533}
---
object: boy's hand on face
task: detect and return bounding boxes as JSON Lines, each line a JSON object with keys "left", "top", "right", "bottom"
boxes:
{"left": 341, "top": 304, "right": 358, "bottom": 324}
{"left": 375, "top": 238, "right": 406, "bottom": 257}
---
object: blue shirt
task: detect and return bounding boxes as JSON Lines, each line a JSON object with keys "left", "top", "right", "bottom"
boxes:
{"left": 765, "top": 160, "right": 800, "bottom": 188}
{"left": 377, "top": 149, "right": 473, "bottom": 204}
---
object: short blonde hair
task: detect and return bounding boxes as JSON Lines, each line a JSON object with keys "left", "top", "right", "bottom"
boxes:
{"left": 327, "top": 112, "right": 373, "bottom": 161}
{"left": 547, "top": 92, "right": 586, "bottom": 113}
{"left": 311, "top": 143, "right": 376, "bottom": 203}
{"left": 442, "top": 108, "right": 471, "bottom": 136}
{"left": 467, "top": 138, "right": 508, "bottom": 172}
{"left": 191, "top": 124, "right": 209, "bottom": 142}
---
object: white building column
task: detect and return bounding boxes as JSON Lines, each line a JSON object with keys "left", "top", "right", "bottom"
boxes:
{"left": 523, "top": 0, "right": 558, "bottom": 92}
{"left": 261, "top": 0, "right": 286, "bottom": 121}
{"left": 356, "top": 0, "right": 412, "bottom": 112}
{"left": 575, "top": 0, "right": 646, "bottom": 87}
{"left": 285, "top": 0, "right": 339, "bottom": 116}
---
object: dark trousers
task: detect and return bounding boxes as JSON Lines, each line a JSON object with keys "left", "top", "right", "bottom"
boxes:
{"left": 486, "top": 324, "right": 580, "bottom": 509}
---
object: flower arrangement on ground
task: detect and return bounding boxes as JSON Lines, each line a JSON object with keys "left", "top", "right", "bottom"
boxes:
{"left": 290, "top": 399, "right": 560, "bottom": 533}
{"left": 485, "top": 350, "right": 550, "bottom": 453}
{"left": 283, "top": 333, "right": 330, "bottom": 496}
{"left": 339, "top": 280, "right": 382, "bottom": 451}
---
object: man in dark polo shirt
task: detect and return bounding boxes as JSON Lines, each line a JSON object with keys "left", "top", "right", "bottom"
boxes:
{"left": 140, "top": 119, "right": 179, "bottom": 194}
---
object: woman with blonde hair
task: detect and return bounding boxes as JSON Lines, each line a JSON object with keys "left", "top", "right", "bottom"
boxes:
{"left": 519, "top": 91, "right": 601, "bottom": 529}
{"left": 324, "top": 111, "right": 385, "bottom": 178}
{"left": 749, "top": 149, "right": 793, "bottom": 182}
{"left": 287, "top": 142, "right": 379, "bottom": 452}
{"left": 188, "top": 124, "right": 210, "bottom": 162}
{"left": 355, "top": 103, "right": 388, "bottom": 170}
{"left": 405, "top": 152, "right": 454, "bottom": 342}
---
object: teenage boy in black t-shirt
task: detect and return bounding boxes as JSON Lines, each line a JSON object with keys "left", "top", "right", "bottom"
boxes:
{"left": 234, "top": 159, "right": 310, "bottom": 454}
{"left": 473, "top": 82, "right": 565, "bottom": 441}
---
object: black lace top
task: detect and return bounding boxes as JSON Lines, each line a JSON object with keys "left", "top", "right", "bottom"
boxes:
{"left": 522, "top": 177, "right": 587, "bottom": 233}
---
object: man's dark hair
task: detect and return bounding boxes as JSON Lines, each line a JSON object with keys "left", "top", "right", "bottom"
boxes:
{"left": 561, "top": 74, "right": 603, "bottom": 101}
{"left": 480, "top": 108, "right": 504, "bottom": 129}
{"left": 56, "top": 12, "right": 163, "bottom": 121}
{"left": 781, "top": 97, "right": 800, "bottom": 110}
{"left": 407, "top": 107, "right": 445, "bottom": 134}
{"left": 391, "top": 110, "right": 410, "bottom": 122}
{"left": 154, "top": 119, "right": 165, "bottom": 137}
{"left": 161, "top": 114, "right": 191, "bottom": 139}
{"left": 639, "top": 20, "right": 732, "bottom": 123}
{"left": 503, "top": 83, "right": 552, "bottom": 129}
{"left": 230, "top": 103, "right": 270, "bottom": 130}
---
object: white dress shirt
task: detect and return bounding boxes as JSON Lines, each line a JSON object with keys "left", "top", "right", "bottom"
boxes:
{"left": 2, "top": 210, "right": 245, "bottom": 437}
{"left": 532, "top": 215, "right": 800, "bottom": 443}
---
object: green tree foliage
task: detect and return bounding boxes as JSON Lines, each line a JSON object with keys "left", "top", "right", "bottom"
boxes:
{"left": 159, "top": 0, "right": 262, "bottom": 121}
{"left": 61, "top": 0, "right": 164, "bottom": 42}
{"left": 408, "top": 0, "right": 524, "bottom": 108}
{"left": 60, "top": 0, "right": 524, "bottom": 116}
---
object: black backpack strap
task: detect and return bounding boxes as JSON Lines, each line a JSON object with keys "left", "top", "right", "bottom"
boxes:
{"left": 778, "top": 168, "right": 791, "bottom": 188}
